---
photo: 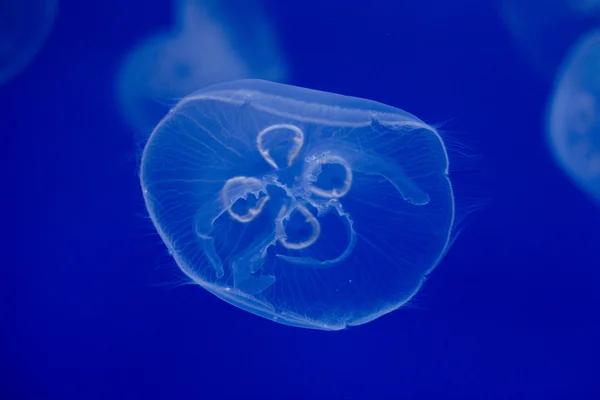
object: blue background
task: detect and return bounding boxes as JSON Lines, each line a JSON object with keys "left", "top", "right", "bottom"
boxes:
{"left": 3, "top": 0, "right": 600, "bottom": 398}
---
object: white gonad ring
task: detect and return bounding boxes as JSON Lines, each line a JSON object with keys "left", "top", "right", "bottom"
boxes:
{"left": 221, "top": 176, "right": 270, "bottom": 223}
{"left": 303, "top": 153, "right": 353, "bottom": 199}
{"left": 275, "top": 203, "right": 321, "bottom": 250}
{"left": 256, "top": 124, "right": 305, "bottom": 169}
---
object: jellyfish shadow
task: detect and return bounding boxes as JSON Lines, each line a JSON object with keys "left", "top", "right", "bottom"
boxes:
{"left": 116, "top": 0, "right": 288, "bottom": 138}
{"left": 499, "top": 0, "right": 600, "bottom": 81}
{"left": 0, "top": 0, "right": 58, "bottom": 87}
{"left": 547, "top": 29, "right": 600, "bottom": 204}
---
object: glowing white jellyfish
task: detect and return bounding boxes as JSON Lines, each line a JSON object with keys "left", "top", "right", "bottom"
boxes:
{"left": 0, "top": 0, "right": 58, "bottom": 87}
{"left": 140, "top": 80, "right": 456, "bottom": 330}
{"left": 547, "top": 29, "right": 600, "bottom": 204}
{"left": 116, "top": 0, "right": 287, "bottom": 137}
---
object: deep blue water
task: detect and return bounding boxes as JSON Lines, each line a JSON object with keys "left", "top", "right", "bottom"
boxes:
{"left": 3, "top": 0, "right": 600, "bottom": 398}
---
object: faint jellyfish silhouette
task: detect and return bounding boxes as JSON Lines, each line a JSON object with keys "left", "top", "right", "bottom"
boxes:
{"left": 140, "top": 79, "right": 457, "bottom": 331}
{"left": 547, "top": 30, "right": 600, "bottom": 203}
{"left": 0, "top": 0, "right": 58, "bottom": 87}
{"left": 570, "top": 0, "right": 600, "bottom": 15}
{"left": 116, "top": 0, "right": 287, "bottom": 138}
{"left": 499, "top": 0, "right": 599, "bottom": 81}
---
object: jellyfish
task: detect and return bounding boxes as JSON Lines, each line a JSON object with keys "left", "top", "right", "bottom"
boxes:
{"left": 570, "top": 0, "right": 600, "bottom": 16}
{"left": 547, "top": 30, "right": 600, "bottom": 204}
{"left": 140, "top": 79, "right": 456, "bottom": 330}
{"left": 116, "top": 0, "right": 287, "bottom": 138}
{"left": 0, "top": 0, "right": 58, "bottom": 87}
{"left": 499, "top": 0, "right": 600, "bottom": 81}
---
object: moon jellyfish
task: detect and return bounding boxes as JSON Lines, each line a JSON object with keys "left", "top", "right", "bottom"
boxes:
{"left": 0, "top": 0, "right": 58, "bottom": 87}
{"left": 116, "top": 0, "right": 287, "bottom": 137}
{"left": 570, "top": 0, "right": 600, "bottom": 15}
{"left": 140, "top": 80, "right": 456, "bottom": 330}
{"left": 499, "top": 0, "right": 600, "bottom": 81}
{"left": 547, "top": 30, "right": 600, "bottom": 203}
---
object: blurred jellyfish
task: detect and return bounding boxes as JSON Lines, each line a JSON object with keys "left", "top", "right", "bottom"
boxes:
{"left": 499, "top": 0, "right": 599, "bottom": 81}
{"left": 116, "top": 0, "right": 287, "bottom": 137}
{"left": 140, "top": 79, "right": 457, "bottom": 330}
{"left": 547, "top": 30, "right": 600, "bottom": 203}
{"left": 0, "top": 0, "right": 58, "bottom": 87}
{"left": 571, "top": 0, "right": 600, "bottom": 15}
